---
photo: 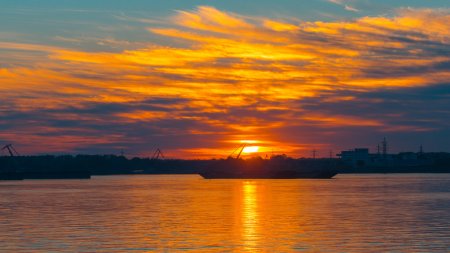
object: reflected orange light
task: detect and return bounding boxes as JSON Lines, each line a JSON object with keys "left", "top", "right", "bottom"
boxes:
{"left": 242, "top": 181, "right": 259, "bottom": 251}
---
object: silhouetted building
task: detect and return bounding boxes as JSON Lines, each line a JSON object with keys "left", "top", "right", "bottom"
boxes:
{"left": 338, "top": 144, "right": 434, "bottom": 169}
{"left": 338, "top": 148, "right": 370, "bottom": 167}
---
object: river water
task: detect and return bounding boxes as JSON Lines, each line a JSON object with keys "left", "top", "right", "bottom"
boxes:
{"left": 1, "top": 174, "right": 449, "bottom": 252}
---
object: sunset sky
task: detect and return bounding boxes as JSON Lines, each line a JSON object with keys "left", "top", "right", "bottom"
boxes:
{"left": 1, "top": 1, "right": 449, "bottom": 158}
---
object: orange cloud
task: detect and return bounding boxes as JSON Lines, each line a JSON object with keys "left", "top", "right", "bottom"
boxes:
{"left": 1, "top": 7, "right": 449, "bottom": 157}
{"left": 175, "top": 6, "right": 254, "bottom": 32}
{"left": 263, "top": 20, "right": 299, "bottom": 32}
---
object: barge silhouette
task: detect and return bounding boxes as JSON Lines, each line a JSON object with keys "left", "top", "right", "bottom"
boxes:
{"left": 199, "top": 144, "right": 338, "bottom": 179}
{"left": 199, "top": 157, "right": 338, "bottom": 179}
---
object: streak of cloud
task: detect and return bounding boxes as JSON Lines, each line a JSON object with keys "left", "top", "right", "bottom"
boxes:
{"left": 328, "top": 0, "right": 360, "bottom": 12}
{"left": 1, "top": 6, "right": 449, "bottom": 157}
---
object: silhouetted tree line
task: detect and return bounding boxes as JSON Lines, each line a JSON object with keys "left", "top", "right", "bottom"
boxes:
{"left": 429, "top": 153, "right": 450, "bottom": 168}
{"left": 0, "top": 155, "right": 211, "bottom": 175}
{"left": 1, "top": 153, "right": 449, "bottom": 175}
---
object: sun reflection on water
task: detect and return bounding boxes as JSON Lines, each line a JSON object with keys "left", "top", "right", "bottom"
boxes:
{"left": 241, "top": 181, "right": 260, "bottom": 252}
{"left": 1, "top": 176, "right": 450, "bottom": 252}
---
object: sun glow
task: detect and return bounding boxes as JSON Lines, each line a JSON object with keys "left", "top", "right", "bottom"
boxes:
{"left": 242, "top": 146, "right": 259, "bottom": 153}
{"left": 239, "top": 140, "right": 259, "bottom": 144}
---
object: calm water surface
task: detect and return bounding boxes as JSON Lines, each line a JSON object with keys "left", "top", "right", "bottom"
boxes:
{"left": 1, "top": 174, "right": 449, "bottom": 252}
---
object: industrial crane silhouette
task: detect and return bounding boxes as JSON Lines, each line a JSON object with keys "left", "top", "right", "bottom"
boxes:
{"left": 1, "top": 144, "right": 20, "bottom": 157}
{"left": 228, "top": 143, "right": 247, "bottom": 159}
{"left": 0, "top": 144, "right": 24, "bottom": 180}
{"left": 151, "top": 148, "right": 165, "bottom": 160}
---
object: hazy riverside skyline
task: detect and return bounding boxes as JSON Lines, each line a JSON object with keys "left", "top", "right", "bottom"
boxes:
{"left": 1, "top": 1, "right": 449, "bottom": 158}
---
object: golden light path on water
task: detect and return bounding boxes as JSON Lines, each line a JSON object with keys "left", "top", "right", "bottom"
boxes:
{"left": 242, "top": 181, "right": 259, "bottom": 251}
{"left": 1, "top": 175, "right": 450, "bottom": 252}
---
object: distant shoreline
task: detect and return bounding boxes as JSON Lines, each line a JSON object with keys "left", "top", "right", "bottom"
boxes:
{"left": 1, "top": 154, "right": 450, "bottom": 178}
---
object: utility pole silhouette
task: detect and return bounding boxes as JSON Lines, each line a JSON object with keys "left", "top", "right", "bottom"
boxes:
{"left": 419, "top": 144, "right": 424, "bottom": 158}
{"left": 312, "top": 149, "right": 316, "bottom": 159}
{"left": 382, "top": 137, "right": 388, "bottom": 159}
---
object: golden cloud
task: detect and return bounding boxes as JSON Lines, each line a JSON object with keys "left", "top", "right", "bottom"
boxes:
{"left": 1, "top": 7, "right": 449, "bottom": 157}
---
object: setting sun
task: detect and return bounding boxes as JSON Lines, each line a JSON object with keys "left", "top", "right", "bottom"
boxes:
{"left": 242, "top": 146, "right": 260, "bottom": 154}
